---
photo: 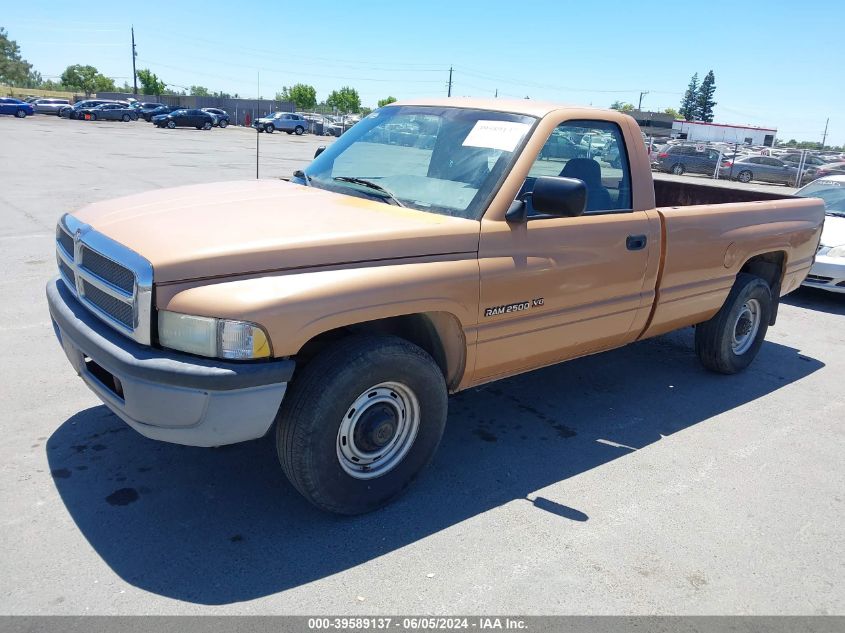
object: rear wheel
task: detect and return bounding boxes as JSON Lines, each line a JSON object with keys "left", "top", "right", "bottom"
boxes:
{"left": 122, "top": 114, "right": 130, "bottom": 122}
{"left": 737, "top": 170, "right": 753, "bottom": 183}
{"left": 276, "top": 335, "right": 448, "bottom": 515}
{"left": 695, "top": 273, "right": 772, "bottom": 374}
{"left": 671, "top": 163, "right": 685, "bottom": 175}
{"left": 89, "top": 113, "right": 97, "bottom": 121}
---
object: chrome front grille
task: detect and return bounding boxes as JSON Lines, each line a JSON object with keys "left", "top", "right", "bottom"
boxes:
{"left": 80, "top": 246, "right": 135, "bottom": 293}
{"left": 55, "top": 214, "right": 153, "bottom": 345}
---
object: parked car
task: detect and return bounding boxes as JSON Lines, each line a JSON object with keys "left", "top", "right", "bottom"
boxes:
{"left": 654, "top": 144, "right": 726, "bottom": 176}
{"left": 152, "top": 108, "right": 215, "bottom": 130}
{"left": 719, "top": 155, "right": 810, "bottom": 185}
{"left": 254, "top": 112, "right": 307, "bottom": 134}
{"left": 795, "top": 176, "right": 845, "bottom": 293}
{"left": 32, "top": 98, "right": 70, "bottom": 115}
{"left": 140, "top": 104, "right": 175, "bottom": 122}
{"left": 810, "top": 161, "right": 845, "bottom": 180}
{"left": 781, "top": 153, "right": 827, "bottom": 169}
{"left": 201, "top": 108, "right": 230, "bottom": 128}
{"left": 59, "top": 100, "right": 123, "bottom": 119}
{"left": 47, "top": 99, "right": 825, "bottom": 515}
{"left": 78, "top": 103, "right": 139, "bottom": 122}
{"left": 539, "top": 130, "right": 584, "bottom": 160}
{"left": 0, "top": 97, "right": 34, "bottom": 118}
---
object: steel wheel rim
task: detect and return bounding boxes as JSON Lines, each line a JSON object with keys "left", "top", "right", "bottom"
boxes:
{"left": 732, "top": 298, "right": 761, "bottom": 355}
{"left": 337, "top": 381, "right": 420, "bottom": 480}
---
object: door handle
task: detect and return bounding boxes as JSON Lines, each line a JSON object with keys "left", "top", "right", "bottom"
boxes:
{"left": 626, "top": 234, "right": 647, "bottom": 251}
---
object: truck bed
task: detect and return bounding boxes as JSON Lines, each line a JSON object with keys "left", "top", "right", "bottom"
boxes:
{"left": 654, "top": 176, "right": 796, "bottom": 207}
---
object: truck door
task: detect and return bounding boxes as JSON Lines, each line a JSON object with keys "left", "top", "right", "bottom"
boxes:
{"left": 474, "top": 118, "right": 660, "bottom": 383}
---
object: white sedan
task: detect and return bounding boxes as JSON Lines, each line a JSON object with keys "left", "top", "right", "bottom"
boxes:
{"left": 796, "top": 176, "right": 845, "bottom": 293}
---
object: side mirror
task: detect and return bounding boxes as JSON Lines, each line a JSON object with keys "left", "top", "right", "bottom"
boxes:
{"left": 314, "top": 146, "right": 326, "bottom": 158}
{"left": 508, "top": 176, "right": 587, "bottom": 222}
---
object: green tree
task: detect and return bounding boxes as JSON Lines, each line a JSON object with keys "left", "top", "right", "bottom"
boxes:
{"left": 678, "top": 72, "right": 699, "bottom": 121}
{"left": 378, "top": 96, "right": 397, "bottom": 107}
{"left": 0, "top": 27, "right": 33, "bottom": 86}
{"left": 694, "top": 70, "right": 717, "bottom": 123}
{"left": 136, "top": 68, "right": 166, "bottom": 96}
{"left": 326, "top": 86, "right": 361, "bottom": 113}
{"left": 609, "top": 100, "right": 634, "bottom": 112}
{"left": 277, "top": 83, "right": 317, "bottom": 110}
{"left": 190, "top": 85, "right": 210, "bottom": 96}
{"left": 663, "top": 107, "right": 680, "bottom": 119}
{"left": 61, "top": 64, "right": 113, "bottom": 96}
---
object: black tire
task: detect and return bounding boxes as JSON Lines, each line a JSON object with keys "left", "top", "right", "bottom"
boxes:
{"left": 737, "top": 170, "right": 753, "bottom": 183}
{"left": 286, "top": 130, "right": 293, "bottom": 135}
{"left": 15, "top": 109, "right": 27, "bottom": 118}
{"left": 218, "top": 119, "right": 228, "bottom": 128}
{"left": 167, "top": 120, "right": 176, "bottom": 129}
{"left": 695, "top": 273, "right": 772, "bottom": 375}
{"left": 294, "top": 125, "right": 304, "bottom": 135}
{"left": 671, "top": 163, "right": 685, "bottom": 175}
{"left": 276, "top": 335, "right": 448, "bottom": 515}
{"left": 122, "top": 114, "right": 130, "bottom": 122}
{"left": 265, "top": 124, "right": 274, "bottom": 133}
{"left": 89, "top": 113, "right": 97, "bottom": 121}
{"left": 202, "top": 121, "right": 212, "bottom": 130}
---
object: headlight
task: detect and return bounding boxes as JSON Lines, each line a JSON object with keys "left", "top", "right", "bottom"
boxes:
{"left": 158, "top": 311, "right": 271, "bottom": 360}
{"left": 827, "top": 245, "right": 845, "bottom": 258}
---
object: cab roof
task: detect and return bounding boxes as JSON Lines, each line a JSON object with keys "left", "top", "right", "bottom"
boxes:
{"left": 391, "top": 97, "right": 606, "bottom": 118}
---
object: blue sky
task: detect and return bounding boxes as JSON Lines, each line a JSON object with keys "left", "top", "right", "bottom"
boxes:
{"left": 5, "top": 0, "right": 842, "bottom": 144}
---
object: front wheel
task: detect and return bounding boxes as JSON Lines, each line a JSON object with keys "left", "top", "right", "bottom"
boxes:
{"left": 15, "top": 109, "right": 27, "bottom": 118}
{"left": 122, "top": 114, "right": 130, "bottom": 122}
{"left": 276, "top": 335, "right": 448, "bottom": 515}
{"left": 695, "top": 273, "right": 772, "bottom": 374}
{"left": 737, "top": 170, "right": 753, "bottom": 183}
{"left": 294, "top": 125, "right": 304, "bottom": 135}
{"left": 265, "top": 124, "right": 274, "bottom": 133}
{"left": 218, "top": 119, "right": 228, "bottom": 128}
{"left": 167, "top": 120, "right": 176, "bottom": 129}
{"left": 202, "top": 121, "right": 212, "bottom": 130}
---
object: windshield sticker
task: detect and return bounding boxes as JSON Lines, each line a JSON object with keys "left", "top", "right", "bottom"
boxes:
{"left": 463, "top": 120, "right": 532, "bottom": 152}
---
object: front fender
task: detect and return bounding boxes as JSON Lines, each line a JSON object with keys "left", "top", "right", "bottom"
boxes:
{"left": 157, "top": 258, "right": 480, "bottom": 358}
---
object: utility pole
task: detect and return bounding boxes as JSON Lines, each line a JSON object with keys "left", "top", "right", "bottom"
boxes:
{"left": 494, "top": 88, "right": 498, "bottom": 98}
{"left": 131, "top": 26, "right": 138, "bottom": 96}
{"left": 638, "top": 90, "right": 649, "bottom": 111}
{"left": 821, "top": 117, "right": 829, "bottom": 147}
{"left": 447, "top": 66, "right": 452, "bottom": 97}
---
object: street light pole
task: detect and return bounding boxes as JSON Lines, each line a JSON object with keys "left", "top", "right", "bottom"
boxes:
{"left": 131, "top": 26, "right": 138, "bottom": 96}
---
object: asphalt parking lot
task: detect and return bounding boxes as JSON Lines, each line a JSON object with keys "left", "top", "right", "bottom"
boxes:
{"left": 0, "top": 115, "right": 843, "bottom": 615}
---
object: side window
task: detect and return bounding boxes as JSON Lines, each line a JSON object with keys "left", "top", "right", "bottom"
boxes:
{"left": 525, "top": 120, "right": 632, "bottom": 213}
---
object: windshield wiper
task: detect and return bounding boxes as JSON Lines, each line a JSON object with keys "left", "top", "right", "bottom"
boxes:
{"left": 293, "top": 169, "right": 311, "bottom": 186}
{"left": 333, "top": 176, "right": 405, "bottom": 207}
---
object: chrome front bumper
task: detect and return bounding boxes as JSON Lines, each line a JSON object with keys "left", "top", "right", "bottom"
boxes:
{"left": 47, "top": 278, "right": 294, "bottom": 446}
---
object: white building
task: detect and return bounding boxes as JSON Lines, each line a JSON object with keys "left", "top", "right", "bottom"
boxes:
{"left": 672, "top": 120, "right": 777, "bottom": 147}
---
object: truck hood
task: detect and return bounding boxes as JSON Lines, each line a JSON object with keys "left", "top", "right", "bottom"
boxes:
{"left": 73, "top": 180, "right": 480, "bottom": 283}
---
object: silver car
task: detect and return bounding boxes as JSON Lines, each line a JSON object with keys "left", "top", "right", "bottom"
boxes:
{"left": 720, "top": 155, "right": 812, "bottom": 185}
{"left": 253, "top": 112, "right": 307, "bottom": 135}
{"left": 32, "top": 98, "right": 71, "bottom": 115}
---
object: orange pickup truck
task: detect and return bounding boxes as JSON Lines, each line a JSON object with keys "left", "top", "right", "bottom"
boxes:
{"left": 47, "top": 98, "right": 825, "bottom": 514}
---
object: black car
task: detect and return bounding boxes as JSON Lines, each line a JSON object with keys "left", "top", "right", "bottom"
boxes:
{"left": 59, "top": 99, "right": 123, "bottom": 119}
{"left": 152, "top": 108, "right": 215, "bottom": 130}
{"left": 140, "top": 104, "right": 175, "bottom": 122}
{"left": 201, "top": 108, "right": 230, "bottom": 128}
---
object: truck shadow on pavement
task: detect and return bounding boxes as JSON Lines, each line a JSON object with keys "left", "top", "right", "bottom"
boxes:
{"left": 47, "top": 328, "right": 823, "bottom": 605}
{"left": 781, "top": 286, "right": 845, "bottom": 316}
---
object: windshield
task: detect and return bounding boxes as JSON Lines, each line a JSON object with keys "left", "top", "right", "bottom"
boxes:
{"left": 299, "top": 105, "right": 536, "bottom": 219}
{"left": 798, "top": 180, "right": 845, "bottom": 216}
